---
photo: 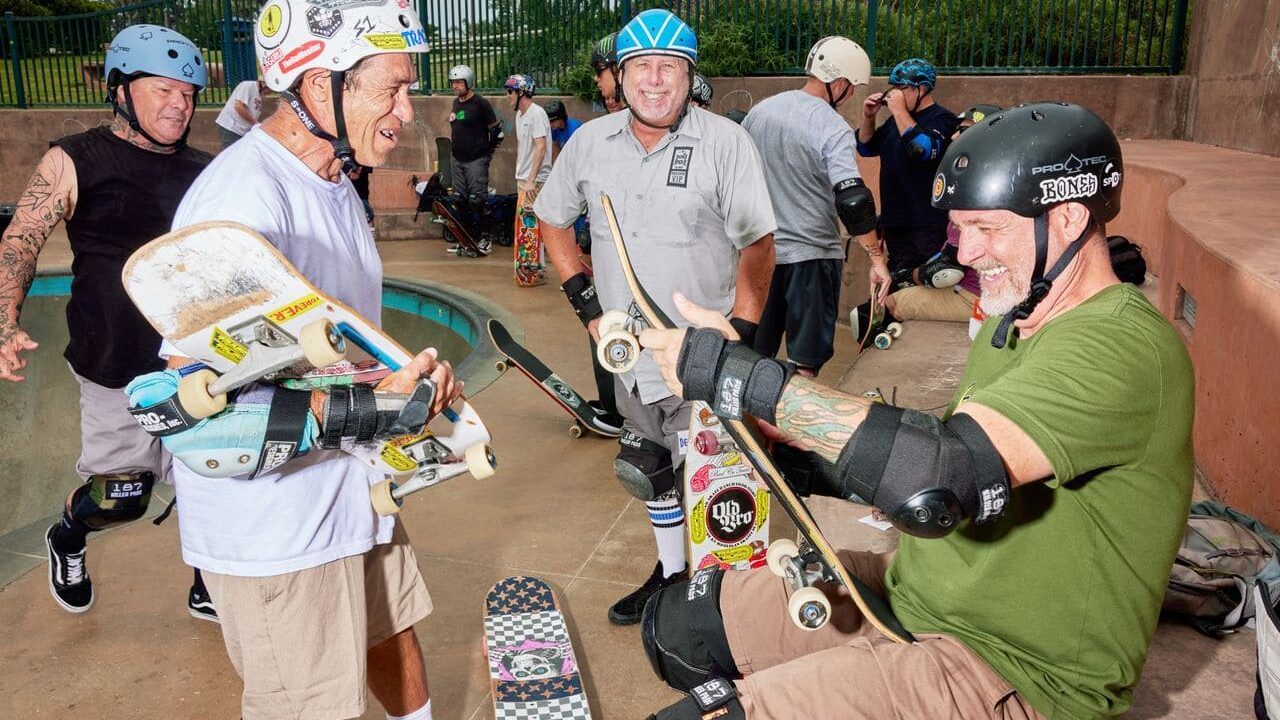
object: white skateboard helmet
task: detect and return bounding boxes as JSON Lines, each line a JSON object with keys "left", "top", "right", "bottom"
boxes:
{"left": 255, "top": 0, "right": 430, "bottom": 92}
{"left": 805, "top": 36, "right": 871, "bottom": 87}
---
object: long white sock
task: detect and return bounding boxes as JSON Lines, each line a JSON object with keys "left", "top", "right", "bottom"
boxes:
{"left": 647, "top": 496, "right": 687, "bottom": 576}
{"left": 387, "top": 697, "right": 432, "bottom": 720}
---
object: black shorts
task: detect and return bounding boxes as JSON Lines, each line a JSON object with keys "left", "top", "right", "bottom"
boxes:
{"left": 753, "top": 258, "right": 842, "bottom": 375}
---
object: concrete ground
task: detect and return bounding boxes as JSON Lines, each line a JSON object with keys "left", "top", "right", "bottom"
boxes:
{"left": 0, "top": 231, "right": 1258, "bottom": 718}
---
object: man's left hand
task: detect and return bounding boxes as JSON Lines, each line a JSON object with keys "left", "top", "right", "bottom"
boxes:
{"left": 638, "top": 293, "right": 739, "bottom": 398}
{"left": 885, "top": 88, "right": 908, "bottom": 115}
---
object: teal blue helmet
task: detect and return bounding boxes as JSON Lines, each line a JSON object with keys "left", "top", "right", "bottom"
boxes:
{"left": 889, "top": 58, "right": 936, "bottom": 90}
{"left": 105, "top": 24, "right": 207, "bottom": 93}
{"left": 616, "top": 9, "right": 698, "bottom": 65}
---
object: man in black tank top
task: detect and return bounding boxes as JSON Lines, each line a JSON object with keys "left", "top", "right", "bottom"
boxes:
{"left": 0, "top": 24, "right": 216, "bottom": 619}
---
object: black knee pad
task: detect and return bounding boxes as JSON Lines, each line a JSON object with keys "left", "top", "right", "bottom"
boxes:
{"left": 615, "top": 430, "right": 676, "bottom": 501}
{"left": 648, "top": 679, "right": 746, "bottom": 720}
{"left": 641, "top": 567, "right": 738, "bottom": 692}
{"left": 68, "top": 472, "right": 155, "bottom": 531}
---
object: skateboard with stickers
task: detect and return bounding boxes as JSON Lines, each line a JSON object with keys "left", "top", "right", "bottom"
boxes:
{"left": 599, "top": 193, "right": 913, "bottom": 641}
{"left": 685, "top": 400, "right": 770, "bottom": 571}
{"left": 122, "top": 221, "right": 497, "bottom": 515}
{"left": 513, "top": 187, "right": 546, "bottom": 287}
{"left": 487, "top": 319, "right": 620, "bottom": 439}
{"left": 484, "top": 576, "right": 593, "bottom": 720}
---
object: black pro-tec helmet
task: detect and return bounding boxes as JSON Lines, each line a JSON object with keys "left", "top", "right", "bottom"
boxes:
{"left": 544, "top": 99, "right": 567, "bottom": 123}
{"left": 932, "top": 102, "right": 1124, "bottom": 347}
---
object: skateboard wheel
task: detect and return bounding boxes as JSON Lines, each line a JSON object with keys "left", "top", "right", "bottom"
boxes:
{"left": 177, "top": 368, "right": 227, "bottom": 420}
{"left": 874, "top": 332, "right": 893, "bottom": 350}
{"left": 494, "top": 360, "right": 508, "bottom": 373}
{"left": 569, "top": 422, "right": 583, "bottom": 439}
{"left": 788, "top": 586, "right": 832, "bottom": 631}
{"left": 466, "top": 443, "right": 497, "bottom": 480}
{"left": 694, "top": 429, "right": 719, "bottom": 455}
{"left": 766, "top": 538, "right": 800, "bottom": 578}
{"left": 885, "top": 322, "right": 903, "bottom": 339}
{"left": 300, "top": 319, "right": 346, "bottom": 368}
{"left": 370, "top": 480, "right": 403, "bottom": 516}
{"left": 597, "top": 331, "right": 639, "bottom": 374}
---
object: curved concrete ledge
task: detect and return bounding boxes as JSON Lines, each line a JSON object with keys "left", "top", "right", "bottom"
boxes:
{"left": 1110, "top": 140, "right": 1280, "bottom": 530}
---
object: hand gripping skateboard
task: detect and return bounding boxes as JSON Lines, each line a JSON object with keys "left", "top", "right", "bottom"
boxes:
{"left": 599, "top": 194, "right": 913, "bottom": 642}
{"left": 487, "top": 319, "right": 621, "bottom": 439}
{"left": 686, "top": 400, "right": 770, "bottom": 571}
{"left": 122, "top": 221, "right": 497, "bottom": 516}
{"left": 484, "top": 576, "right": 593, "bottom": 720}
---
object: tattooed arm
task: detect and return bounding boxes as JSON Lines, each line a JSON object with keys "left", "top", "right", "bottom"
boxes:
{"left": 769, "top": 375, "right": 873, "bottom": 462}
{"left": 0, "top": 147, "right": 77, "bottom": 382}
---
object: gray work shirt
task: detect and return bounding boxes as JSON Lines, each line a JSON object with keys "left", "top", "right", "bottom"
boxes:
{"left": 534, "top": 106, "right": 776, "bottom": 403}
{"left": 742, "top": 90, "right": 859, "bottom": 264}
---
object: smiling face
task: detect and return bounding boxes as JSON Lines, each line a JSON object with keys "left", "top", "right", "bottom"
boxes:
{"left": 341, "top": 53, "right": 416, "bottom": 168}
{"left": 621, "top": 54, "right": 690, "bottom": 127}
{"left": 117, "top": 75, "right": 197, "bottom": 144}
{"left": 950, "top": 208, "right": 1038, "bottom": 316}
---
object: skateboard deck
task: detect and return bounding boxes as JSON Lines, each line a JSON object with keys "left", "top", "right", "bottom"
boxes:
{"left": 685, "top": 400, "right": 770, "bottom": 571}
{"left": 433, "top": 196, "right": 488, "bottom": 257}
{"left": 513, "top": 187, "right": 546, "bottom": 287}
{"left": 484, "top": 576, "right": 592, "bottom": 720}
{"left": 434, "top": 136, "right": 453, "bottom": 190}
{"left": 487, "top": 319, "right": 621, "bottom": 439}
{"left": 599, "top": 194, "right": 913, "bottom": 642}
{"left": 123, "top": 221, "right": 496, "bottom": 515}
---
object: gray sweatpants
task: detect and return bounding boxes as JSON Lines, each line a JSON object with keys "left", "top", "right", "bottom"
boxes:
{"left": 451, "top": 154, "right": 491, "bottom": 208}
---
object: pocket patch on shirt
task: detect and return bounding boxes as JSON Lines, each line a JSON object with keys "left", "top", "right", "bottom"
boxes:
{"left": 667, "top": 146, "right": 693, "bottom": 187}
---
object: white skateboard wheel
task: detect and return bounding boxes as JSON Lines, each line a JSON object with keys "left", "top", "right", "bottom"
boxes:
{"left": 569, "top": 422, "right": 583, "bottom": 439}
{"left": 885, "top": 322, "right": 903, "bottom": 338}
{"left": 874, "top": 332, "right": 893, "bottom": 350}
{"left": 494, "top": 359, "right": 508, "bottom": 373}
{"left": 766, "top": 538, "right": 800, "bottom": 578}
{"left": 598, "top": 309, "right": 631, "bottom": 335}
{"left": 598, "top": 332, "right": 640, "bottom": 374}
{"left": 370, "top": 480, "right": 403, "bottom": 516}
{"left": 466, "top": 443, "right": 497, "bottom": 480}
{"left": 299, "top": 319, "right": 346, "bottom": 368}
{"left": 788, "top": 586, "right": 832, "bottom": 631}
{"left": 177, "top": 368, "right": 227, "bottom": 420}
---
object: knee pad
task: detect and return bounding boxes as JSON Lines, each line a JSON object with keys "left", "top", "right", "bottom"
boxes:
{"left": 68, "top": 472, "right": 155, "bottom": 531}
{"left": 649, "top": 679, "right": 745, "bottom": 720}
{"left": 614, "top": 430, "right": 675, "bottom": 501}
{"left": 641, "top": 567, "right": 738, "bottom": 692}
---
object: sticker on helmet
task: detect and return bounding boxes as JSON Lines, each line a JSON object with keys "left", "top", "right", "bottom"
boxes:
{"left": 365, "top": 32, "right": 407, "bottom": 49}
{"left": 1031, "top": 153, "right": 1107, "bottom": 176}
{"left": 1039, "top": 172, "right": 1098, "bottom": 205}
{"left": 932, "top": 174, "right": 945, "bottom": 201}
{"left": 278, "top": 39, "right": 325, "bottom": 73}
{"left": 1101, "top": 162, "right": 1122, "bottom": 188}
{"left": 258, "top": 3, "right": 290, "bottom": 49}
{"left": 306, "top": 6, "right": 344, "bottom": 38}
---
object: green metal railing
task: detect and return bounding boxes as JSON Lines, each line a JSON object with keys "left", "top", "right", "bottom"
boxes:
{"left": 2, "top": 0, "right": 1192, "bottom": 107}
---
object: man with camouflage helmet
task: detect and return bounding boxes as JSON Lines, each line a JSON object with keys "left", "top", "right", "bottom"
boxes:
{"left": 447, "top": 64, "right": 502, "bottom": 238}
{"left": 591, "top": 32, "right": 626, "bottom": 113}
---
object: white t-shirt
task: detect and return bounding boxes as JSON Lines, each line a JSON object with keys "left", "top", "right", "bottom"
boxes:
{"left": 167, "top": 127, "right": 392, "bottom": 577}
{"left": 215, "top": 81, "right": 263, "bottom": 136}
{"left": 514, "top": 102, "right": 552, "bottom": 183}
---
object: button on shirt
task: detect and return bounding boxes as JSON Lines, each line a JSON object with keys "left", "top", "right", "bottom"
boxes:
{"left": 534, "top": 107, "right": 777, "bottom": 403}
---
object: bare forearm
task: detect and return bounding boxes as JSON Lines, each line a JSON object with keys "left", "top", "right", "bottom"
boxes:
{"left": 773, "top": 375, "right": 874, "bottom": 463}
{"left": 540, "top": 222, "right": 584, "bottom": 283}
{"left": 732, "top": 234, "right": 775, "bottom": 322}
{"left": 858, "top": 116, "right": 877, "bottom": 144}
{"left": 234, "top": 101, "right": 256, "bottom": 125}
{"left": 528, "top": 140, "right": 546, "bottom": 181}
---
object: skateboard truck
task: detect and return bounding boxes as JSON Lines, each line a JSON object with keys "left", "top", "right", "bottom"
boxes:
{"left": 370, "top": 442, "right": 497, "bottom": 516}
{"left": 596, "top": 309, "right": 641, "bottom": 374}
{"left": 765, "top": 539, "right": 835, "bottom": 631}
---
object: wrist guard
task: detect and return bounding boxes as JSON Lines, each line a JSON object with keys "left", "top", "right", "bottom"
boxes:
{"left": 677, "top": 327, "right": 794, "bottom": 424}
{"left": 320, "top": 380, "right": 437, "bottom": 450}
{"left": 728, "top": 317, "right": 758, "bottom": 347}
{"left": 561, "top": 272, "right": 603, "bottom": 327}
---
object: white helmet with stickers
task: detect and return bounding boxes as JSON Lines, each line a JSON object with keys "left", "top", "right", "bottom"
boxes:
{"left": 805, "top": 36, "right": 870, "bottom": 86}
{"left": 255, "top": 0, "right": 430, "bottom": 92}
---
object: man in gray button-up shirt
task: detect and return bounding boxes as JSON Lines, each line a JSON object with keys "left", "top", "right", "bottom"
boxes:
{"left": 533, "top": 8, "right": 776, "bottom": 626}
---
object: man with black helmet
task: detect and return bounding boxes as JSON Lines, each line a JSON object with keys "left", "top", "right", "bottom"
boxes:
{"left": 0, "top": 24, "right": 216, "bottom": 619}
{"left": 591, "top": 32, "right": 626, "bottom": 113}
{"left": 544, "top": 99, "right": 582, "bottom": 161}
{"left": 635, "top": 102, "right": 1193, "bottom": 720}
{"left": 447, "top": 64, "right": 502, "bottom": 238}
{"left": 691, "top": 73, "right": 713, "bottom": 109}
{"left": 534, "top": 8, "right": 775, "bottom": 627}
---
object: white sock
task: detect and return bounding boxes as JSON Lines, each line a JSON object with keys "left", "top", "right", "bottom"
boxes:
{"left": 387, "top": 698, "right": 432, "bottom": 720}
{"left": 647, "top": 497, "right": 687, "bottom": 575}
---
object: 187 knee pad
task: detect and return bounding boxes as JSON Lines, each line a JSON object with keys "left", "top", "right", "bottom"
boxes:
{"left": 641, "top": 567, "right": 738, "bottom": 692}
{"left": 67, "top": 472, "right": 155, "bottom": 531}
{"left": 615, "top": 430, "right": 676, "bottom": 501}
{"left": 647, "top": 678, "right": 745, "bottom": 720}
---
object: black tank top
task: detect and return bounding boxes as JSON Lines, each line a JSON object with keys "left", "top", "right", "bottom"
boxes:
{"left": 53, "top": 127, "right": 211, "bottom": 387}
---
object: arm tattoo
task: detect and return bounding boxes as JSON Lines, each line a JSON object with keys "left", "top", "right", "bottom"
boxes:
{"left": 773, "top": 375, "right": 872, "bottom": 463}
{"left": 0, "top": 152, "right": 70, "bottom": 343}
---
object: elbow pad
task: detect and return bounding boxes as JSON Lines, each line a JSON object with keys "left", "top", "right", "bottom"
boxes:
{"left": 834, "top": 178, "right": 877, "bottom": 236}
{"left": 901, "top": 126, "right": 943, "bottom": 162}
{"left": 488, "top": 125, "right": 505, "bottom": 150}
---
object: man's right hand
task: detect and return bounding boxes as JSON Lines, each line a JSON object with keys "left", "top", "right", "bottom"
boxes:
{"left": 863, "top": 92, "right": 886, "bottom": 119}
{"left": 868, "top": 259, "right": 892, "bottom": 304}
{"left": 0, "top": 325, "right": 39, "bottom": 382}
{"left": 587, "top": 316, "right": 601, "bottom": 343}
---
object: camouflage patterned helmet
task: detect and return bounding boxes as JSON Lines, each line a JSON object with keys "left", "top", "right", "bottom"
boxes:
{"left": 691, "top": 73, "right": 712, "bottom": 106}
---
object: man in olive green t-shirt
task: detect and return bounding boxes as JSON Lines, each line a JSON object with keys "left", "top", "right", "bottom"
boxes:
{"left": 632, "top": 102, "right": 1193, "bottom": 720}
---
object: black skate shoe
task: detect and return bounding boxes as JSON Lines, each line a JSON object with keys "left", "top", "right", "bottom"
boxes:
{"left": 187, "top": 583, "right": 220, "bottom": 624}
{"left": 608, "top": 561, "right": 688, "bottom": 626}
{"left": 45, "top": 524, "right": 93, "bottom": 613}
{"left": 587, "top": 400, "right": 624, "bottom": 436}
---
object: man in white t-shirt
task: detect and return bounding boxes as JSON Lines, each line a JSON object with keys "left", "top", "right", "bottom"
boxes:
{"left": 214, "top": 79, "right": 265, "bottom": 149}
{"left": 123, "top": 3, "right": 452, "bottom": 720}
{"left": 743, "top": 36, "right": 879, "bottom": 377}
{"left": 504, "top": 73, "right": 551, "bottom": 286}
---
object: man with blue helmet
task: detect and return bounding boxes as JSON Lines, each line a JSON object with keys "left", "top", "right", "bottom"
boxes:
{"left": 857, "top": 58, "right": 959, "bottom": 297}
{"left": 0, "top": 24, "right": 216, "bottom": 619}
{"left": 534, "top": 8, "right": 776, "bottom": 626}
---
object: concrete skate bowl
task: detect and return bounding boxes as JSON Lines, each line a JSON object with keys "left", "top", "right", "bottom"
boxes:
{"left": 0, "top": 274, "right": 508, "bottom": 586}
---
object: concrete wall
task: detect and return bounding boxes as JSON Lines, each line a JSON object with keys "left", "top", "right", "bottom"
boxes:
{"left": 1184, "top": 0, "right": 1280, "bottom": 156}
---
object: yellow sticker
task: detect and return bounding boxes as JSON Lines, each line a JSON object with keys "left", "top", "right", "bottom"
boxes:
{"left": 755, "top": 489, "right": 770, "bottom": 529}
{"left": 932, "top": 174, "right": 945, "bottom": 200}
{"left": 366, "top": 33, "right": 408, "bottom": 50}
{"left": 260, "top": 4, "right": 283, "bottom": 37}
{"left": 210, "top": 326, "right": 248, "bottom": 363}
{"left": 689, "top": 498, "right": 706, "bottom": 544}
{"left": 712, "top": 545, "right": 752, "bottom": 563}
{"left": 266, "top": 293, "right": 322, "bottom": 325}
{"left": 379, "top": 444, "right": 417, "bottom": 473}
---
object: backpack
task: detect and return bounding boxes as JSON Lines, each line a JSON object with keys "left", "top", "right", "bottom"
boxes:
{"left": 1256, "top": 580, "right": 1280, "bottom": 719}
{"left": 1163, "top": 501, "right": 1280, "bottom": 636}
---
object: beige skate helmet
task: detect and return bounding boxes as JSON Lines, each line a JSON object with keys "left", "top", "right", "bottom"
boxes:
{"left": 805, "top": 35, "right": 871, "bottom": 108}
{"left": 255, "top": 0, "right": 429, "bottom": 169}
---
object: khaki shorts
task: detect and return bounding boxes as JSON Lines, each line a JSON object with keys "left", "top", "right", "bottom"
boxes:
{"left": 71, "top": 366, "right": 170, "bottom": 481}
{"left": 202, "top": 522, "right": 432, "bottom": 720}
{"left": 721, "top": 550, "right": 1045, "bottom": 720}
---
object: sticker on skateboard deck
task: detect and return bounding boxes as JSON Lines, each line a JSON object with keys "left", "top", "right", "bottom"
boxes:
{"left": 484, "top": 576, "right": 592, "bottom": 720}
{"left": 123, "top": 221, "right": 497, "bottom": 515}
{"left": 686, "top": 400, "right": 770, "bottom": 571}
{"left": 598, "top": 194, "right": 913, "bottom": 642}
{"left": 487, "top": 319, "right": 620, "bottom": 439}
{"left": 514, "top": 187, "right": 546, "bottom": 287}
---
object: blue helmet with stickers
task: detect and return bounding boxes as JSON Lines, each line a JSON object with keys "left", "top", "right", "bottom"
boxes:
{"left": 889, "top": 58, "right": 936, "bottom": 90}
{"left": 616, "top": 9, "right": 698, "bottom": 65}
{"left": 104, "top": 24, "right": 207, "bottom": 93}
{"left": 504, "top": 74, "right": 536, "bottom": 97}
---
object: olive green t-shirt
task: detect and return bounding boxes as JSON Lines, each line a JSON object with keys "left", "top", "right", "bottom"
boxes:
{"left": 885, "top": 284, "right": 1194, "bottom": 719}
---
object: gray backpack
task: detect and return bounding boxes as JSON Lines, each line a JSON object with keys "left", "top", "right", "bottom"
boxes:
{"left": 1163, "top": 501, "right": 1280, "bottom": 636}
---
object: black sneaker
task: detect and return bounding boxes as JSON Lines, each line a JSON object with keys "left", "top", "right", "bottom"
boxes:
{"left": 45, "top": 524, "right": 93, "bottom": 613}
{"left": 587, "top": 401, "right": 624, "bottom": 437}
{"left": 608, "top": 561, "right": 688, "bottom": 626}
{"left": 187, "top": 583, "right": 220, "bottom": 624}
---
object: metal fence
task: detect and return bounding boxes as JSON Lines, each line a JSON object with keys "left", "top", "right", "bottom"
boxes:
{"left": 2, "top": 0, "right": 1192, "bottom": 107}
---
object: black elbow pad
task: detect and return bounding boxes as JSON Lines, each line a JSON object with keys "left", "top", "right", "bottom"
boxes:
{"left": 834, "top": 178, "right": 877, "bottom": 236}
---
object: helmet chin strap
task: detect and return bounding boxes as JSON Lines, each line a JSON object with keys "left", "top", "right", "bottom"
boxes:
{"left": 114, "top": 78, "right": 195, "bottom": 149}
{"left": 824, "top": 79, "right": 850, "bottom": 110}
{"left": 281, "top": 70, "right": 359, "bottom": 176}
{"left": 990, "top": 212, "right": 1092, "bottom": 349}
